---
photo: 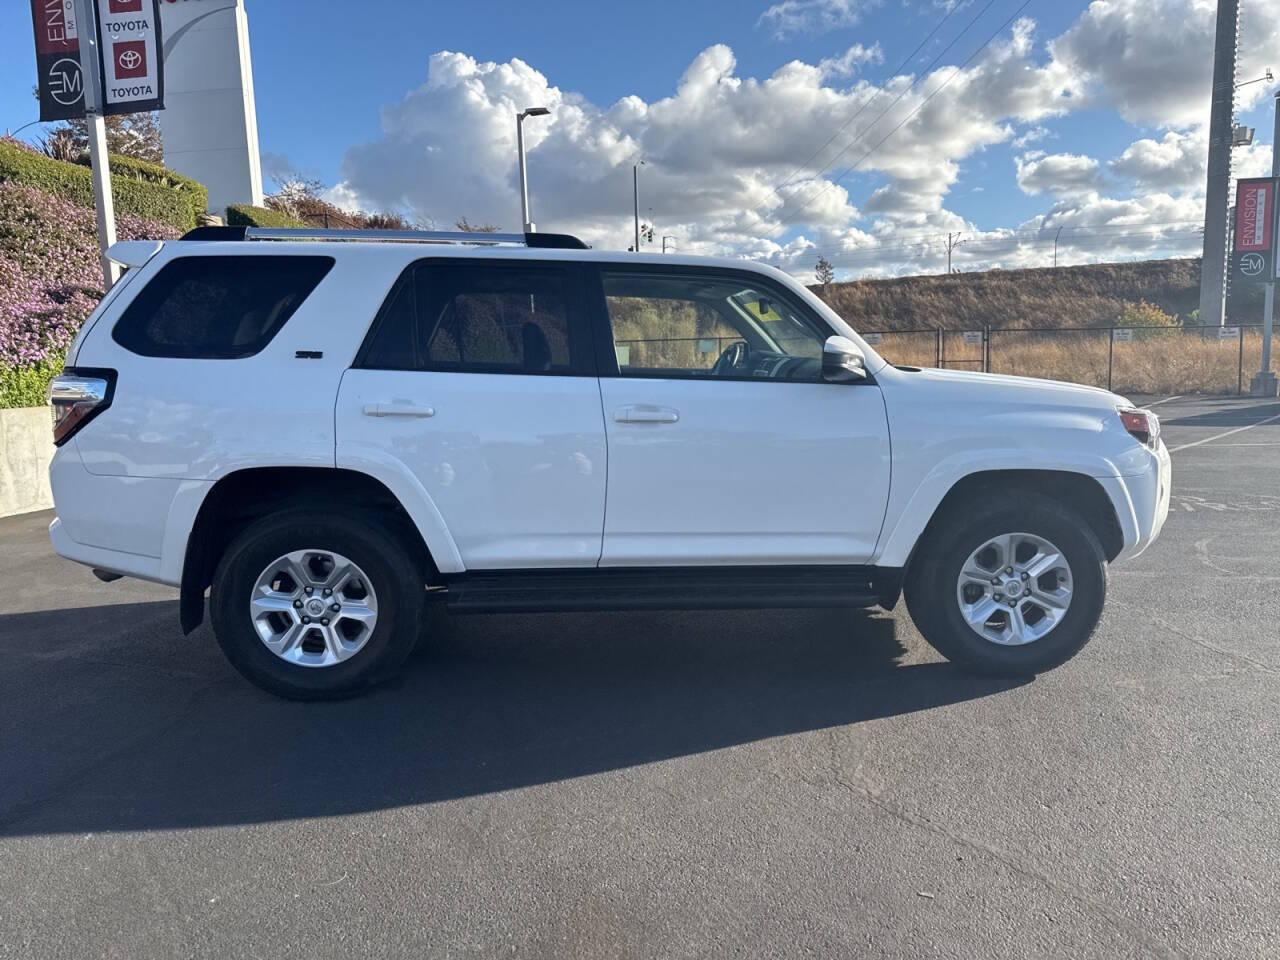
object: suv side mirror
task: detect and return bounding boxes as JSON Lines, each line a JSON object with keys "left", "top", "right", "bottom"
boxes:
{"left": 822, "top": 335, "right": 867, "bottom": 383}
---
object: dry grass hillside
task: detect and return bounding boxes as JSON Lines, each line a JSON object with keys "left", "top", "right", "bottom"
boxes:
{"left": 811, "top": 258, "right": 1263, "bottom": 332}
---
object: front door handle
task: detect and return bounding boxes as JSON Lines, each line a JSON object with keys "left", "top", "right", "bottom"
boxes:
{"left": 363, "top": 403, "right": 435, "bottom": 418}
{"left": 614, "top": 405, "right": 679, "bottom": 424}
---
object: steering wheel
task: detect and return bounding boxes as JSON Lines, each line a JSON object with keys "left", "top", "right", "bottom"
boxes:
{"left": 712, "top": 340, "right": 750, "bottom": 376}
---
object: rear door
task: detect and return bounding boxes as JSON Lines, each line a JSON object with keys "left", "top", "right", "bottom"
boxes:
{"left": 590, "top": 264, "right": 891, "bottom": 566}
{"left": 336, "top": 258, "right": 607, "bottom": 570}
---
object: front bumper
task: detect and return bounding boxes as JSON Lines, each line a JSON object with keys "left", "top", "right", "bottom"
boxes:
{"left": 1099, "top": 440, "right": 1172, "bottom": 563}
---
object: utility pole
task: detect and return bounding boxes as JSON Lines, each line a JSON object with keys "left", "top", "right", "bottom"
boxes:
{"left": 945, "top": 232, "right": 964, "bottom": 274}
{"left": 1053, "top": 225, "right": 1064, "bottom": 268}
{"left": 662, "top": 235, "right": 676, "bottom": 254}
{"left": 633, "top": 160, "right": 644, "bottom": 252}
{"left": 1253, "top": 90, "right": 1280, "bottom": 396}
{"left": 1199, "top": 0, "right": 1241, "bottom": 327}
{"left": 72, "top": 0, "right": 119, "bottom": 290}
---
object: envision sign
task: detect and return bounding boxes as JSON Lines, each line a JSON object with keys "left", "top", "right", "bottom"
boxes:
{"left": 1232, "top": 177, "right": 1278, "bottom": 285}
{"left": 30, "top": 0, "right": 164, "bottom": 120}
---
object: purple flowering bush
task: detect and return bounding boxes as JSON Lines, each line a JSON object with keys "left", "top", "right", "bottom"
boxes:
{"left": 0, "top": 180, "right": 179, "bottom": 407}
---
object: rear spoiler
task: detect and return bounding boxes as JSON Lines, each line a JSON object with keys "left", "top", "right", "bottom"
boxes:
{"left": 106, "top": 240, "right": 165, "bottom": 268}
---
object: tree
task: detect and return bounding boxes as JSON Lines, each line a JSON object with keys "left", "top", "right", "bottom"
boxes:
{"left": 61, "top": 112, "right": 163, "bottom": 164}
{"left": 815, "top": 255, "right": 835, "bottom": 287}
{"left": 456, "top": 217, "right": 500, "bottom": 233}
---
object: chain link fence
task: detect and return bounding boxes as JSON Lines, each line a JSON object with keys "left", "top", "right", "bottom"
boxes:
{"left": 862, "top": 324, "right": 1268, "bottom": 395}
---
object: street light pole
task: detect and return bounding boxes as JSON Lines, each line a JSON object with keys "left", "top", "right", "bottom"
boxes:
{"left": 633, "top": 161, "right": 643, "bottom": 252}
{"left": 516, "top": 107, "right": 550, "bottom": 233}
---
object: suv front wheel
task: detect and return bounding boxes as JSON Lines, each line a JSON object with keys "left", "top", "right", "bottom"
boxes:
{"left": 905, "top": 492, "right": 1108, "bottom": 675}
{"left": 210, "top": 512, "right": 426, "bottom": 699}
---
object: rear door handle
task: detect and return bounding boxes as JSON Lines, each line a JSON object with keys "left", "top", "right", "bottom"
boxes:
{"left": 362, "top": 403, "right": 435, "bottom": 418}
{"left": 614, "top": 405, "right": 679, "bottom": 424}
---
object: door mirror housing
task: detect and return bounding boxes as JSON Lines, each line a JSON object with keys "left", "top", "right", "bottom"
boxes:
{"left": 822, "top": 336, "right": 867, "bottom": 383}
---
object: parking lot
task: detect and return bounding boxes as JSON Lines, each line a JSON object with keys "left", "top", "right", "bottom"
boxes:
{"left": 0, "top": 394, "right": 1277, "bottom": 958}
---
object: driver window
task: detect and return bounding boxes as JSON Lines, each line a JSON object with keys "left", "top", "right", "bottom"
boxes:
{"left": 601, "top": 270, "right": 830, "bottom": 380}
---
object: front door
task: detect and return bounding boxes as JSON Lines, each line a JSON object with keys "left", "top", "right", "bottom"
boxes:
{"left": 591, "top": 265, "right": 891, "bottom": 567}
{"left": 337, "top": 259, "right": 607, "bottom": 570}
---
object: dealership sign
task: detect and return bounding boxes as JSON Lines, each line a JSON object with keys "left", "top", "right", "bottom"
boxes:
{"left": 95, "top": 0, "right": 164, "bottom": 114}
{"left": 30, "top": 1, "right": 85, "bottom": 121}
{"left": 29, "top": 0, "right": 163, "bottom": 121}
{"left": 1232, "top": 178, "right": 1277, "bottom": 285}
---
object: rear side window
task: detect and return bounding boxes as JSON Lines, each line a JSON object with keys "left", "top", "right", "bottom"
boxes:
{"left": 112, "top": 255, "right": 334, "bottom": 359}
{"left": 359, "top": 262, "right": 584, "bottom": 374}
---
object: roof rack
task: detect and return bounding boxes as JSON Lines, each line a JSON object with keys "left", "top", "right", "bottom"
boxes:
{"left": 179, "top": 225, "right": 588, "bottom": 249}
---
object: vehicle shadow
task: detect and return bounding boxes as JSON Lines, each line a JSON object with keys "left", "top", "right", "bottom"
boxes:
{"left": 0, "top": 600, "right": 1025, "bottom": 836}
{"left": 1161, "top": 400, "right": 1280, "bottom": 428}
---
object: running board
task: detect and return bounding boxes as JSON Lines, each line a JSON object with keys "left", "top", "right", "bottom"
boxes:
{"left": 438, "top": 566, "right": 900, "bottom": 615}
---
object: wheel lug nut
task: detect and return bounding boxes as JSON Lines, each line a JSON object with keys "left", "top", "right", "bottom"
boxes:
{"left": 1005, "top": 567, "right": 1013, "bottom": 574}
{"left": 293, "top": 599, "right": 302, "bottom": 608}
{"left": 321, "top": 618, "right": 330, "bottom": 626}
{"left": 1021, "top": 572, "right": 1029, "bottom": 581}
{"left": 323, "top": 588, "right": 331, "bottom": 597}
{"left": 330, "top": 603, "right": 340, "bottom": 612}
{"left": 305, "top": 586, "right": 313, "bottom": 595}
{"left": 302, "top": 616, "right": 311, "bottom": 624}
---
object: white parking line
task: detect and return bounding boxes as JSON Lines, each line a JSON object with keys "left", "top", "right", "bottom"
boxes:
{"left": 1145, "top": 395, "right": 1183, "bottom": 407}
{"left": 1167, "top": 411, "right": 1280, "bottom": 453}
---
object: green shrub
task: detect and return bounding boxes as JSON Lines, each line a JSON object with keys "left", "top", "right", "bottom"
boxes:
{"left": 226, "top": 204, "right": 306, "bottom": 228}
{"left": 0, "top": 140, "right": 194, "bottom": 232}
{"left": 77, "top": 152, "right": 209, "bottom": 217}
{"left": 0, "top": 354, "right": 63, "bottom": 409}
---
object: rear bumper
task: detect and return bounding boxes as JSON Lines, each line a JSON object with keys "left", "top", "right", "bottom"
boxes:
{"left": 1100, "top": 440, "right": 1171, "bottom": 563}
{"left": 49, "top": 516, "right": 169, "bottom": 583}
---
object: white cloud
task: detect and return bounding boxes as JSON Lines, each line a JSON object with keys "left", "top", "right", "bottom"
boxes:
{"left": 757, "top": 0, "right": 878, "bottom": 38}
{"left": 1015, "top": 152, "right": 1106, "bottom": 198}
{"left": 818, "top": 42, "right": 884, "bottom": 79}
{"left": 1051, "top": 0, "right": 1280, "bottom": 129}
{"left": 320, "top": 2, "right": 1262, "bottom": 277}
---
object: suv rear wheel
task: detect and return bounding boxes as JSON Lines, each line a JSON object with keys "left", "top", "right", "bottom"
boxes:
{"left": 904, "top": 492, "right": 1107, "bottom": 675}
{"left": 210, "top": 512, "right": 426, "bottom": 699}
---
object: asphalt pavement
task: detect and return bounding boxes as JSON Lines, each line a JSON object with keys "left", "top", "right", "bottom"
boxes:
{"left": 1, "top": 394, "right": 1278, "bottom": 959}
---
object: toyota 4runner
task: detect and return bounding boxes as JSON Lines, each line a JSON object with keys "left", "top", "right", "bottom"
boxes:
{"left": 47, "top": 227, "right": 1171, "bottom": 699}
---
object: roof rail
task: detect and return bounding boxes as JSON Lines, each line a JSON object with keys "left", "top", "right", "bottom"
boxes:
{"left": 178, "top": 226, "right": 588, "bottom": 249}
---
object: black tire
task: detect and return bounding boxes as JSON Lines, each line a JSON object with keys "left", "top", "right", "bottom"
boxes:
{"left": 904, "top": 492, "right": 1108, "bottom": 676}
{"left": 210, "top": 511, "right": 426, "bottom": 700}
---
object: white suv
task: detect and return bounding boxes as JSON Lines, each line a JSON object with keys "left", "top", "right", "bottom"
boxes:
{"left": 47, "top": 227, "right": 1171, "bottom": 699}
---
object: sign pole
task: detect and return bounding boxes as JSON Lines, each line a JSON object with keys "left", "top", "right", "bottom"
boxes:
{"left": 72, "top": 0, "right": 118, "bottom": 291}
{"left": 1257, "top": 91, "right": 1280, "bottom": 396}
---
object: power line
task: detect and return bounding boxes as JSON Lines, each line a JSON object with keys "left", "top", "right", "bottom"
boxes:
{"left": 758, "top": 1, "right": 964, "bottom": 213}
{"left": 764, "top": 0, "right": 1002, "bottom": 227}
{"left": 775, "top": 0, "right": 1035, "bottom": 232}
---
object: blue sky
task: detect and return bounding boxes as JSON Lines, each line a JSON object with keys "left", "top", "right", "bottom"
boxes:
{"left": 5, "top": 0, "right": 1280, "bottom": 277}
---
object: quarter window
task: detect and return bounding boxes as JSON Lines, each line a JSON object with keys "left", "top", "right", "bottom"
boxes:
{"left": 600, "top": 270, "right": 832, "bottom": 381}
{"left": 111, "top": 255, "right": 334, "bottom": 359}
{"left": 360, "top": 263, "right": 580, "bottom": 373}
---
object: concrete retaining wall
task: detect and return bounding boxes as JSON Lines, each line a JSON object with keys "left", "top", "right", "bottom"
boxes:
{"left": 0, "top": 407, "right": 54, "bottom": 518}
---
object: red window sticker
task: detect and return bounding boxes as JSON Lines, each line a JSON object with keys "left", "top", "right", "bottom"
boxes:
{"left": 109, "top": 0, "right": 144, "bottom": 12}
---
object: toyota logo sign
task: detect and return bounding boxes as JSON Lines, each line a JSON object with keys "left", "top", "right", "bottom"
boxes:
{"left": 118, "top": 50, "right": 142, "bottom": 71}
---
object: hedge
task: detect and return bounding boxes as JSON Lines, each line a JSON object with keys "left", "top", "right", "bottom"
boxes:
{"left": 0, "top": 354, "right": 63, "bottom": 409}
{"left": 226, "top": 204, "right": 306, "bottom": 228}
{"left": 77, "top": 152, "right": 208, "bottom": 218}
{"left": 0, "top": 140, "right": 195, "bottom": 232}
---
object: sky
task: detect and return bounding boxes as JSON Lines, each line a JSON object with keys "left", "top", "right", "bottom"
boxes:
{"left": 5, "top": 0, "right": 1280, "bottom": 280}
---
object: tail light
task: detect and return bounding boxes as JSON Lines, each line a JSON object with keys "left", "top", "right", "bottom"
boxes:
{"left": 48, "top": 368, "right": 116, "bottom": 446}
{"left": 1118, "top": 406, "right": 1160, "bottom": 449}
